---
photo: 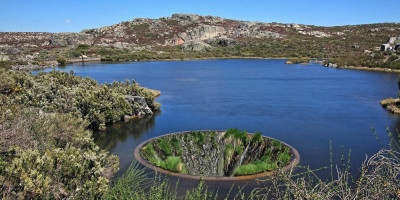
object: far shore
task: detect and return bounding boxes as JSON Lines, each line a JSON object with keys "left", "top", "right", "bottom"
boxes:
{"left": 29, "top": 56, "right": 400, "bottom": 74}
{"left": 330, "top": 65, "right": 400, "bottom": 73}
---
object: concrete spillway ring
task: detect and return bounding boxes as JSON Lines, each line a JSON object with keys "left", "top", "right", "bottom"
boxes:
{"left": 134, "top": 131, "right": 300, "bottom": 181}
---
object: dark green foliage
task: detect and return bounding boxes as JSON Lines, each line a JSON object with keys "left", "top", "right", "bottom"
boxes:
{"left": 169, "top": 137, "right": 182, "bottom": 155}
{"left": 142, "top": 143, "right": 161, "bottom": 165}
{"left": 0, "top": 60, "right": 14, "bottom": 69}
{"left": 77, "top": 44, "right": 90, "bottom": 49}
{"left": 190, "top": 131, "right": 206, "bottom": 146}
{"left": 251, "top": 131, "right": 262, "bottom": 144}
{"left": 156, "top": 138, "right": 172, "bottom": 155}
{"left": 164, "top": 156, "right": 183, "bottom": 172}
{"left": 277, "top": 152, "right": 291, "bottom": 164}
{"left": 56, "top": 56, "right": 66, "bottom": 65}
{"left": 235, "top": 146, "right": 244, "bottom": 154}
{"left": 225, "top": 128, "right": 248, "bottom": 144}
{"left": 235, "top": 160, "right": 278, "bottom": 176}
{"left": 271, "top": 140, "right": 282, "bottom": 150}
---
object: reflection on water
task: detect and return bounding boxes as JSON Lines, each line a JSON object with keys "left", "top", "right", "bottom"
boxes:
{"left": 94, "top": 111, "right": 161, "bottom": 151}
{"left": 94, "top": 111, "right": 160, "bottom": 176}
{"left": 34, "top": 59, "right": 400, "bottom": 196}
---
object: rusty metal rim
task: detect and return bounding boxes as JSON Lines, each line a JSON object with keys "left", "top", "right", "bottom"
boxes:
{"left": 133, "top": 130, "right": 300, "bottom": 181}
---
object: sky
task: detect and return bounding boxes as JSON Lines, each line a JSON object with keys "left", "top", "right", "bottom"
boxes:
{"left": 1, "top": 0, "right": 399, "bottom": 32}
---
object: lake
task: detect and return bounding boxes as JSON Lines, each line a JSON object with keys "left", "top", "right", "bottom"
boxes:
{"left": 35, "top": 59, "right": 400, "bottom": 194}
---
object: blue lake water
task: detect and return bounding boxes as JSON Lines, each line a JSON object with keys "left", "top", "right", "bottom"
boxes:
{"left": 35, "top": 59, "right": 400, "bottom": 193}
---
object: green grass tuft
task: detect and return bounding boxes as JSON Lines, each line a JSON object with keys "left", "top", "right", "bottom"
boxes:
{"left": 225, "top": 128, "right": 248, "bottom": 144}
{"left": 251, "top": 131, "right": 262, "bottom": 144}
{"left": 156, "top": 138, "right": 172, "bottom": 155}
{"left": 164, "top": 156, "right": 183, "bottom": 172}
{"left": 235, "top": 160, "right": 278, "bottom": 176}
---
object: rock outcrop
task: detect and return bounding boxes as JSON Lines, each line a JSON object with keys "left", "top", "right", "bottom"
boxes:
{"left": 169, "top": 25, "right": 226, "bottom": 45}
{"left": 381, "top": 35, "right": 399, "bottom": 51}
{"left": 181, "top": 41, "right": 213, "bottom": 51}
{"left": 123, "top": 95, "right": 153, "bottom": 117}
{"left": 206, "top": 37, "right": 237, "bottom": 47}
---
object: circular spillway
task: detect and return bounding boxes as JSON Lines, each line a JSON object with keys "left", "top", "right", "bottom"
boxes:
{"left": 134, "top": 130, "right": 300, "bottom": 181}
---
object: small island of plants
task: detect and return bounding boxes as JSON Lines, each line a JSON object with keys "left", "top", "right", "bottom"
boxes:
{"left": 136, "top": 128, "right": 299, "bottom": 179}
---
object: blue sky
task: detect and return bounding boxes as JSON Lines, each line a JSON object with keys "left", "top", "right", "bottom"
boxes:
{"left": 1, "top": 0, "right": 399, "bottom": 32}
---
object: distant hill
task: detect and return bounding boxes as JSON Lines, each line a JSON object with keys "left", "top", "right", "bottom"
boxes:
{"left": 0, "top": 13, "right": 399, "bottom": 69}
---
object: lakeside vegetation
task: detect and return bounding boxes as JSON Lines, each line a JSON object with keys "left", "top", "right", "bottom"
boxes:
{"left": 1, "top": 58, "right": 400, "bottom": 199}
{"left": 0, "top": 64, "right": 159, "bottom": 198}
{"left": 107, "top": 129, "right": 400, "bottom": 199}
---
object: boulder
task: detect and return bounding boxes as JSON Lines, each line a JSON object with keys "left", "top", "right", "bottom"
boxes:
{"left": 387, "top": 37, "right": 397, "bottom": 44}
{"left": 206, "top": 38, "right": 237, "bottom": 47}
{"left": 326, "top": 63, "right": 338, "bottom": 68}
{"left": 381, "top": 43, "right": 391, "bottom": 51}
{"left": 123, "top": 95, "right": 153, "bottom": 116}
{"left": 181, "top": 41, "right": 213, "bottom": 51}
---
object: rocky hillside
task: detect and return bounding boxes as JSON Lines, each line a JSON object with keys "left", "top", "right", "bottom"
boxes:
{"left": 1, "top": 13, "right": 400, "bottom": 69}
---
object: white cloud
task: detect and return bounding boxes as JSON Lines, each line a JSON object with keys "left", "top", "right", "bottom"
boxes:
{"left": 64, "top": 19, "right": 72, "bottom": 24}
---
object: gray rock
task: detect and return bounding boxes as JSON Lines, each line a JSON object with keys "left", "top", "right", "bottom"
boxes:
{"left": 181, "top": 41, "right": 213, "bottom": 51}
{"left": 123, "top": 95, "right": 153, "bottom": 116}
{"left": 0, "top": 55, "right": 9, "bottom": 61}
{"left": 171, "top": 13, "right": 224, "bottom": 26}
{"left": 169, "top": 25, "right": 226, "bottom": 45}
{"left": 206, "top": 37, "right": 237, "bottom": 47}
{"left": 387, "top": 37, "right": 397, "bottom": 44}
{"left": 298, "top": 30, "right": 331, "bottom": 38}
{"left": 0, "top": 45, "right": 21, "bottom": 54}
{"left": 381, "top": 43, "right": 391, "bottom": 51}
{"left": 326, "top": 63, "right": 338, "bottom": 68}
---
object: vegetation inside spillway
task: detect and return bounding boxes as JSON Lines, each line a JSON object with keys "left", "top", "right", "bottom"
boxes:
{"left": 138, "top": 129, "right": 296, "bottom": 177}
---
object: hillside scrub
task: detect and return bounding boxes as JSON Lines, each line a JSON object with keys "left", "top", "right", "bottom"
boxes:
{"left": 0, "top": 65, "right": 162, "bottom": 198}
{"left": 0, "top": 107, "right": 119, "bottom": 199}
{"left": 324, "top": 51, "right": 400, "bottom": 69}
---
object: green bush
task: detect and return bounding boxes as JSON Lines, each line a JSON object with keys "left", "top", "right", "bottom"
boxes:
{"left": 251, "top": 131, "right": 262, "bottom": 144}
{"left": 277, "top": 152, "right": 291, "bottom": 164}
{"left": 56, "top": 56, "right": 66, "bottom": 65}
{"left": 164, "top": 156, "right": 182, "bottom": 172}
{"left": 235, "top": 160, "right": 278, "bottom": 176}
{"left": 0, "top": 108, "right": 118, "bottom": 199}
{"left": 156, "top": 138, "right": 172, "bottom": 156}
{"left": 225, "top": 128, "right": 248, "bottom": 144}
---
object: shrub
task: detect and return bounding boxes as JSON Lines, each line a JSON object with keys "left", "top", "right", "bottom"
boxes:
{"left": 271, "top": 140, "right": 282, "bottom": 150}
{"left": 156, "top": 138, "right": 172, "bottom": 156}
{"left": 251, "top": 131, "right": 262, "bottom": 144}
{"left": 277, "top": 152, "right": 291, "bottom": 165}
{"left": 235, "top": 160, "right": 278, "bottom": 175}
{"left": 225, "top": 128, "right": 248, "bottom": 144}
{"left": 164, "top": 156, "right": 183, "bottom": 172}
{"left": 169, "top": 137, "right": 182, "bottom": 155}
{"left": 56, "top": 56, "right": 66, "bottom": 65}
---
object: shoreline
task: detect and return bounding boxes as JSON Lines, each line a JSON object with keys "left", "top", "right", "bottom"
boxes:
{"left": 23, "top": 56, "right": 400, "bottom": 74}
{"left": 327, "top": 65, "right": 400, "bottom": 73}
